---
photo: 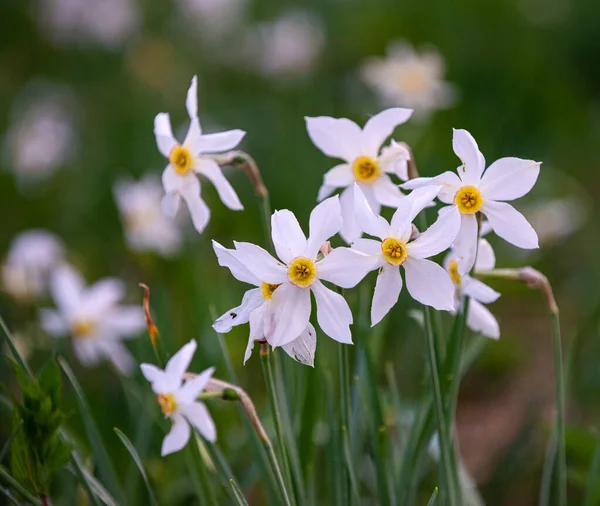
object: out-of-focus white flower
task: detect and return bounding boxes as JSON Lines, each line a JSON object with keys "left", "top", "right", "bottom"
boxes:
{"left": 524, "top": 197, "right": 586, "bottom": 247}
{"left": 361, "top": 41, "right": 456, "bottom": 116}
{"left": 4, "top": 86, "right": 76, "bottom": 182}
{"left": 141, "top": 340, "right": 216, "bottom": 456}
{"left": 114, "top": 175, "right": 183, "bottom": 257}
{"left": 352, "top": 185, "right": 460, "bottom": 326}
{"left": 224, "top": 196, "right": 376, "bottom": 347}
{"left": 176, "top": 0, "right": 247, "bottom": 40}
{"left": 240, "top": 10, "right": 325, "bottom": 79}
{"left": 305, "top": 108, "right": 413, "bottom": 243}
{"left": 155, "top": 76, "right": 245, "bottom": 234}
{"left": 212, "top": 241, "right": 317, "bottom": 367}
{"left": 403, "top": 129, "right": 541, "bottom": 265}
{"left": 445, "top": 239, "right": 501, "bottom": 339}
{"left": 40, "top": 265, "right": 145, "bottom": 375}
{"left": 38, "top": 0, "right": 139, "bottom": 48}
{"left": 2, "top": 230, "right": 65, "bottom": 301}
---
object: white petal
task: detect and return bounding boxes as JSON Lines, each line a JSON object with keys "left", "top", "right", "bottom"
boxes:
{"left": 391, "top": 186, "right": 443, "bottom": 237}
{"left": 401, "top": 171, "right": 461, "bottom": 204}
{"left": 232, "top": 242, "right": 286, "bottom": 284}
{"left": 154, "top": 113, "right": 177, "bottom": 158}
{"left": 317, "top": 183, "right": 336, "bottom": 202}
{"left": 140, "top": 363, "right": 164, "bottom": 384}
{"left": 49, "top": 264, "right": 84, "bottom": 316}
{"left": 82, "top": 278, "right": 125, "bottom": 314}
{"left": 40, "top": 309, "right": 68, "bottom": 336}
{"left": 243, "top": 334, "right": 256, "bottom": 365}
{"left": 323, "top": 164, "right": 354, "bottom": 188}
{"left": 197, "top": 159, "right": 243, "bottom": 210}
{"left": 359, "top": 183, "right": 382, "bottom": 215}
{"left": 73, "top": 340, "right": 101, "bottom": 367}
{"left": 213, "top": 289, "right": 264, "bottom": 334}
{"left": 317, "top": 247, "right": 377, "bottom": 288}
{"left": 162, "top": 165, "right": 185, "bottom": 193}
{"left": 281, "top": 323, "right": 317, "bottom": 367}
{"left": 178, "top": 367, "right": 215, "bottom": 404}
{"left": 479, "top": 157, "right": 541, "bottom": 201}
{"left": 474, "top": 238, "right": 495, "bottom": 272}
{"left": 104, "top": 306, "right": 145, "bottom": 337}
{"left": 184, "top": 118, "right": 202, "bottom": 154}
{"left": 186, "top": 76, "right": 199, "bottom": 120}
{"left": 271, "top": 210, "right": 307, "bottom": 263}
{"left": 353, "top": 185, "right": 391, "bottom": 240}
{"left": 212, "top": 240, "right": 259, "bottom": 286}
{"left": 362, "top": 108, "right": 413, "bottom": 157}
{"left": 165, "top": 340, "right": 197, "bottom": 384}
{"left": 371, "top": 264, "right": 403, "bottom": 326}
{"left": 339, "top": 185, "right": 362, "bottom": 244}
{"left": 407, "top": 205, "right": 461, "bottom": 259}
{"left": 452, "top": 129, "right": 485, "bottom": 185}
{"left": 180, "top": 177, "right": 211, "bottom": 233}
{"left": 182, "top": 402, "right": 216, "bottom": 443}
{"left": 482, "top": 200, "right": 539, "bottom": 249}
{"left": 265, "top": 283, "right": 312, "bottom": 347}
{"left": 453, "top": 213, "right": 478, "bottom": 271}
{"left": 403, "top": 257, "right": 455, "bottom": 311}
{"left": 161, "top": 192, "right": 181, "bottom": 218}
{"left": 305, "top": 116, "right": 362, "bottom": 161}
{"left": 311, "top": 280, "right": 353, "bottom": 344}
{"left": 305, "top": 196, "right": 342, "bottom": 258}
{"left": 352, "top": 238, "right": 383, "bottom": 256}
{"left": 372, "top": 174, "right": 404, "bottom": 207}
{"left": 462, "top": 276, "right": 500, "bottom": 303}
{"left": 467, "top": 299, "right": 500, "bottom": 339}
{"left": 161, "top": 413, "right": 191, "bottom": 456}
{"left": 100, "top": 341, "right": 135, "bottom": 376}
{"left": 379, "top": 141, "right": 410, "bottom": 181}
{"left": 198, "top": 130, "right": 246, "bottom": 153}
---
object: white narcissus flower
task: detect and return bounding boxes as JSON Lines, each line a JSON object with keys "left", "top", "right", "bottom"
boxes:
{"left": 212, "top": 241, "right": 317, "bottom": 366}
{"left": 352, "top": 185, "right": 461, "bottom": 326}
{"left": 305, "top": 108, "right": 414, "bottom": 243}
{"left": 113, "top": 175, "right": 183, "bottom": 257}
{"left": 403, "top": 129, "right": 541, "bottom": 265}
{"left": 361, "top": 41, "right": 456, "bottom": 117}
{"left": 40, "top": 265, "right": 145, "bottom": 375}
{"left": 154, "top": 75, "right": 245, "bottom": 234}
{"left": 141, "top": 340, "right": 216, "bottom": 456}
{"left": 227, "top": 196, "right": 377, "bottom": 347}
{"left": 2, "top": 230, "right": 65, "bottom": 301}
{"left": 445, "top": 239, "right": 501, "bottom": 339}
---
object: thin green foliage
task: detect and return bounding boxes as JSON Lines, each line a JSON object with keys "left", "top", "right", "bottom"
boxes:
{"left": 229, "top": 478, "right": 250, "bottom": 506}
{"left": 69, "top": 452, "right": 104, "bottom": 506}
{"left": 427, "top": 487, "right": 439, "bottom": 506}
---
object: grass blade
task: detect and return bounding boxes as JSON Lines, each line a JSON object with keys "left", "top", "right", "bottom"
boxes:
{"left": 114, "top": 428, "right": 158, "bottom": 506}
{"left": 0, "top": 484, "right": 21, "bottom": 505}
{"left": 427, "top": 487, "right": 439, "bottom": 506}
{"left": 67, "top": 458, "right": 118, "bottom": 506}
{"left": 0, "top": 315, "right": 32, "bottom": 377}
{"left": 58, "top": 357, "right": 125, "bottom": 503}
{"left": 70, "top": 452, "right": 103, "bottom": 506}
{"left": 0, "top": 422, "right": 21, "bottom": 465}
{"left": 229, "top": 478, "right": 250, "bottom": 506}
{"left": 552, "top": 312, "right": 567, "bottom": 506}
{"left": 0, "top": 466, "right": 41, "bottom": 504}
{"left": 583, "top": 435, "right": 600, "bottom": 506}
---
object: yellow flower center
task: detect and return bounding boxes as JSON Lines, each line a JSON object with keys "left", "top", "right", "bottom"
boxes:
{"left": 157, "top": 393, "right": 177, "bottom": 416}
{"left": 381, "top": 238, "right": 408, "bottom": 265}
{"left": 169, "top": 145, "right": 193, "bottom": 175}
{"left": 352, "top": 156, "right": 380, "bottom": 183}
{"left": 454, "top": 186, "right": 483, "bottom": 214}
{"left": 287, "top": 257, "right": 316, "bottom": 288}
{"left": 261, "top": 282, "right": 281, "bottom": 300}
{"left": 448, "top": 259, "right": 461, "bottom": 286}
{"left": 72, "top": 320, "right": 95, "bottom": 339}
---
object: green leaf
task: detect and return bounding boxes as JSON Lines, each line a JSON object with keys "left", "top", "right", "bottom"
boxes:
{"left": 229, "top": 478, "right": 250, "bottom": 506}
{"left": 114, "top": 428, "right": 159, "bottom": 506}
{"left": 427, "top": 487, "right": 439, "bottom": 506}
{"left": 58, "top": 357, "right": 125, "bottom": 504}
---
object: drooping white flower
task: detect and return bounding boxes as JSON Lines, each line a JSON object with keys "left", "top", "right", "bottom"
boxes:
{"left": 212, "top": 241, "right": 316, "bottom": 366}
{"left": 403, "top": 129, "right": 541, "bottom": 265}
{"left": 154, "top": 76, "right": 245, "bottom": 233}
{"left": 240, "top": 9, "right": 325, "bottom": 79}
{"left": 226, "top": 196, "right": 377, "bottom": 347}
{"left": 352, "top": 185, "right": 461, "bottom": 326}
{"left": 445, "top": 239, "right": 501, "bottom": 339}
{"left": 4, "top": 84, "right": 76, "bottom": 182}
{"left": 305, "top": 108, "right": 414, "bottom": 243}
{"left": 113, "top": 175, "right": 183, "bottom": 257}
{"left": 2, "top": 230, "right": 65, "bottom": 301}
{"left": 361, "top": 40, "right": 456, "bottom": 116}
{"left": 40, "top": 265, "right": 145, "bottom": 375}
{"left": 141, "top": 340, "right": 216, "bottom": 456}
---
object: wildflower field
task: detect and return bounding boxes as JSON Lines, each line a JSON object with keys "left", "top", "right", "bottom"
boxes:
{"left": 1, "top": 0, "right": 600, "bottom": 505}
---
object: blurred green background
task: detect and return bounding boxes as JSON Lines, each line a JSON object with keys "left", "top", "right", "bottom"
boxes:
{"left": 1, "top": 0, "right": 600, "bottom": 504}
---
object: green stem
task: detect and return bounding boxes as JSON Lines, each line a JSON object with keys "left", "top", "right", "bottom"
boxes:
{"left": 229, "top": 478, "right": 250, "bottom": 506}
{"left": 423, "top": 306, "right": 456, "bottom": 505}
{"left": 197, "top": 391, "right": 228, "bottom": 401}
{"left": 0, "top": 467, "right": 41, "bottom": 505}
{"left": 552, "top": 311, "right": 567, "bottom": 506}
{"left": 339, "top": 343, "right": 358, "bottom": 503}
{"left": 260, "top": 348, "right": 293, "bottom": 506}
